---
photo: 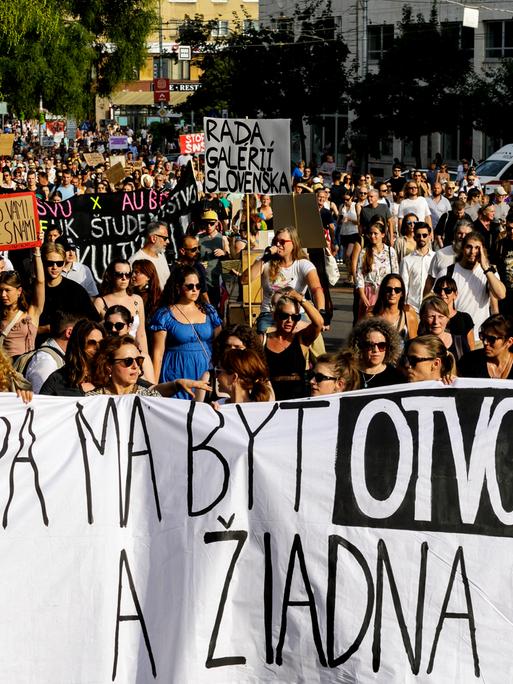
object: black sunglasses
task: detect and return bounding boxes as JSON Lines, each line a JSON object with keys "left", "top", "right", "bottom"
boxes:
{"left": 112, "top": 356, "right": 144, "bottom": 368}
{"left": 105, "top": 321, "right": 126, "bottom": 332}
{"left": 277, "top": 311, "right": 301, "bottom": 322}
{"left": 385, "top": 286, "right": 402, "bottom": 294}
{"left": 114, "top": 271, "right": 131, "bottom": 279}
{"left": 361, "top": 341, "right": 387, "bottom": 351}
{"left": 415, "top": 232, "right": 430, "bottom": 239}
{"left": 184, "top": 246, "right": 199, "bottom": 252}
{"left": 184, "top": 283, "right": 201, "bottom": 291}
{"left": 435, "top": 287, "right": 455, "bottom": 295}
{"left": 479, "top": 332, "right": 504, "bottom": 345}
{"left": 308, "top": 371, "right": 337, "bottom": 383}
{"left": 46, "top": 260, "right": 64, "bottom": 267}
{"left": 404, "top": 355, "right": 435, "bottom": 368}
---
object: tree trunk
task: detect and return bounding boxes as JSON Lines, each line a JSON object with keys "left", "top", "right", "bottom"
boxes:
{"left": 296, "top": 115, "right": 307, "bottom": 163}
{"left": 413, "top": 134, "right": 422, "bottom": 169}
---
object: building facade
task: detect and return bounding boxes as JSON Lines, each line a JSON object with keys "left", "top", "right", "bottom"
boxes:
{"left": 260, "top": 0, "right": 512, "bottom": 175}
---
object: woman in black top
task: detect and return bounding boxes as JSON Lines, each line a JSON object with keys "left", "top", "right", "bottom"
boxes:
{"left": 433, "top": 276, "right": 474, "bottom": 357}
{"left": 348, "top": 317, "right": 406, "bottom": 389}
{"left": 458, "top": 314, "right": 513, "bottom": 379}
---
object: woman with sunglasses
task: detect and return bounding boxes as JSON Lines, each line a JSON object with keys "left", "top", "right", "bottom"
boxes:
{"left": 86, "top": 335, "right": 161, "bottom": 397}
{"left": 372, "top": 273, "right": 418, "bottom": 342}
{"left": 309, "top": 350, "right": 359, "bottom": 396}
{"left": 402, "top": 335, "right": 456, "bottom": 383}
{"left": 0, "top": 241, "right": 44, "bottom": 357}
{"left": 458, "top": 314, "right": 513, "bottom": 379}
{"left": 130, "top": 259, "right": 162, "bottom": 324}
{"left": 263, "top": 291, "right": 324, "bottom": 400}
{"left": 40, "top": 319, "right": 105, "bottom": 396}
{"left": 94, "top": 259, "right": 148, "bottom": 355}
{"left": 394, "top": 213, "right": 418, "bottom": 263}
{"left": 104, "top": 305, "right": 155, "bottom": 383}
{"left": 432, "top": 276, "right": 474, "bottom": 356}
{"left": 399, "top": 182, "right": 431, "bottom": 226}
{"left": 355, "top": 219, "right": 399, "bottom": 320}
{"left": 348, "top": 317, "right": 405, "bottom": 389}
{"left": 243, "top": 226, "right": 325, "bottom": 334}
{"left": 150, "top": 265, "right": 222, "bottom": 399}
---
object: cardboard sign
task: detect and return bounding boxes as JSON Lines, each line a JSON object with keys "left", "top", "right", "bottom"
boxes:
{"left": 272, "top": 192, "right": 327, "bottom": 248}
{"left": 203, "top": 117, "right": 291, "bottom": 195}
{"left": 179, "top": 133, "right": 205, "bottom": 155}
{"left": 0, "top": 133, "right": 15, "bottom": 158}
{"left": 105, "top": 162, "right": 127, "bottom": 186}
{"left": 83, "top": 152, "right": 105, "bottom": 167}
{"left": 109, "top": 154, "right": 126, "bottom": 169}
{"left": 0, "top": 192, "right": 40, "bottom": 249}
{"left": 108, "top": 136, "right": 129, "bottom": 150}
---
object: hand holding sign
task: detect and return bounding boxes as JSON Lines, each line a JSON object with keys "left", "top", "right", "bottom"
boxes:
{"left": 0, "top": 192, "right": 41, "bottom": 250}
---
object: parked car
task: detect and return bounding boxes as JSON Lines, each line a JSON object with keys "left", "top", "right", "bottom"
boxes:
{"left": 476, "top": 145, "right": 513, "bottom": 192}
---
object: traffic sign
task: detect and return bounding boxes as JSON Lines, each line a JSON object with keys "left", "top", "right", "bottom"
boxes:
{"left": 178, "top": 46, "right": 191, "bottom": 61}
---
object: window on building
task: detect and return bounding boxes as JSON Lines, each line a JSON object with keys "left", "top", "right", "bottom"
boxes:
{"left": 367, "top": 25, "right": 394, "bottom": 63}
{"left": 153, "top": 58, "right": 190, "bottom": 80}
{"left": 485, "top": 20, "right": 513, "bottom": 59}
{"left": 243, "top": 19, "right": 259, "bottom": 32}
{"left": 441, "top": 21, "right": 474, "bottom": 60}
{"left": 211, "top": 20, "right": 229, "bottom": 38}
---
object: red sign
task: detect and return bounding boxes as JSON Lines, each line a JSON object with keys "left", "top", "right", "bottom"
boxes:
{"left": 0, "top": 192, "right": 41, "bottom": 250}
{"left": 179, "top": 133, "right": 205, "bottom": 155}
{"left": 153, "top": 78, "right": 170, "bottom": 104}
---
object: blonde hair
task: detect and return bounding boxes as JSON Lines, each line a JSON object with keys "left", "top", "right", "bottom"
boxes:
{"left": 268, "top": 226, "right": 309, "bottom": 283}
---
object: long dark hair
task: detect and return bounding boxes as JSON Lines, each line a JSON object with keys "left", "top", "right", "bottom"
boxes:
{"left": 159, "top": 264, "right": 205, "bottom": 311}
{"left": 100, "top": 259, "right": 133, "bottom": 296}
{"left": 221, "top": 348, "right": 272, "bottom": 402}
{"left": 0, "top": 271, "right": 28, "bottom": 312}
{"left": 131, "top": 259, "right": 162, "bottom": 318}
{"left": 65, "top": 319, "right": 105, "bottom": 386}
{"left": 373, "top": 273, "right": 406, "bottom": 316}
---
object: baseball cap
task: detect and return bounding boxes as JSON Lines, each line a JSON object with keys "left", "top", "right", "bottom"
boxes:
{"left": 201, "top": 209, "right": 218, "bottom": 221}
{"left": 495, "top": 186, "right": 507, "bottom": 195}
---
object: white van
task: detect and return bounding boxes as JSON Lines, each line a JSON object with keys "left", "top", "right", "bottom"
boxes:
{"left": 476, "top": 144, "right": 513, "bottom": 192}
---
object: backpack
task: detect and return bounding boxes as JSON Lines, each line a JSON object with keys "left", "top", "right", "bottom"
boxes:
{"left": 13, "top": 344, "right": 65, "bottom": 378}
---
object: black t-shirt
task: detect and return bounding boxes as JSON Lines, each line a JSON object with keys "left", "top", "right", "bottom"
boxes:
{"left": 358, "top": 364, "right": 407, "bottom": 389}
{"left": 360, "top": 204, "right": 391, "bottom": 232}
{"left": 329, "top": 184, "right": 345, "bottom": 208}
{"left": 38, "top": 278, "right": 99, "bottom": 346}
{"left": 457, "top": 348, "right": 513, "bottom": 379}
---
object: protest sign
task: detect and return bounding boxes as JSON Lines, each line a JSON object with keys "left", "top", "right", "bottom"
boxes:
{"left": 105, "top": 162, "right": 127, "bottom": 187}
{"left": 179, "top": 132, "right": 205, "bottom": 155}
{"left": 109, "top": 154, "right": 126, "bottom": 169}
{"left": 83, "top": 152, "right": 105, "bottom": 167}
{"left": 0, "top": 380, "right": 512, "bottom": 682}
{"left": 0, "top": 192, "right": 40, "bottom": 249}
{"left": 203, "top": 118, "right": 291, "bottom": 195}
{"left": 272, "top": 193, "right": 327, "bottom": 248}
{"left": 0, "top": 133, "right": 15, "bottom": 157}
{"left": 37, "top": 161, "right": 198, "bottom": 280}
{"left": 109, "top": 136, "right": 129, "bottom": 150}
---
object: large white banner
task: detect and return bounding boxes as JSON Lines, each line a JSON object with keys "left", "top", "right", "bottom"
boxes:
{"left": 1, "top": 380, "right": 513, "bottom": 682}
{"left": 203, "top": 117, "right": 291, "bottom": 195}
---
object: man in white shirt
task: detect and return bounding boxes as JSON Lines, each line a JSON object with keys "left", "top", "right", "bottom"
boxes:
{"left": 441, "top": 231, "right": 506, "bottom": 342}
{"left": 129, "top": 220, "right": 171, "bottom": 290}
{"left": 25, "top": 311, "right": 78, "bottom": 393}
{"left": 400, "top": 222, "right": 434, "bottom": 312}
{"left": 423, "top": 219, "right": 473, "bottom": 297}
{"left": 427, "top": 182, "right": 452, "bottom": 230}
{"left": 61, "top": 241, "right": 98, "bottom": 298}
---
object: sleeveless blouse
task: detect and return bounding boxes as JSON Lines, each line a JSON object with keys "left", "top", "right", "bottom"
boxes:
{"left": 0, "top": 314, "right": 37, "bottom": 357}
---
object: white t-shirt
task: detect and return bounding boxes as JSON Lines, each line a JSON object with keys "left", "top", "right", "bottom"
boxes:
{"left": 261, "top": 259, "right": 316, "bottom": 312}
{"left": 129, "top": 249, "right": 170, "bottom": 290}
{"left": 339, "top": 202, "right": 359, "bottom": 235}
{"left": 398, "top": 197, "right": 431, "bottom": 222}
{"left": 428, "top": 245, "right": 457, "bottom": 281}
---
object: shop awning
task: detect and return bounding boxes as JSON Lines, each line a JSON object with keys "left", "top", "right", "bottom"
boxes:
{"left": 111, "top": 91, "right": 191, "bottom": 108}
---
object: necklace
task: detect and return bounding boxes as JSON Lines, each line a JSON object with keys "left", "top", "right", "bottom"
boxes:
{"left": 488, "top": 355, "right": 513, "bottom": 379}
{"left": 361, "top": 370, "right": 380, "bottom": 388}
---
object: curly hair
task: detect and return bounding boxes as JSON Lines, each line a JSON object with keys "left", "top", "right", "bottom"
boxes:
{"left": 220, "top": 348, "right": 272, "bottom": 402}
{"left": 100, "top": 259, "right": 133, "bottom": 296}
{"left": 91, "top": 335, "right": 141, "bottom": 387}
{"left": 268, "top": 227, "right": 309, "bottom": 283}
{"left": 65, "top": 319, "right": 105, "bottom": 387}
{"left": 212, "top": 324, "right": 264, "bottom": 365}
{"left": 131, "top": 259, "right": 162, "bottom": 319}
{"left": 159, "top": 264, "right": 206, "bottom": 312}
{"left": 0, "top": 347, "right": 20, "bottom": 392}
{"left": 348, "top": 316, "right": 402, "bottom": 365}
{"left": 314, "top": 350, "right": 360, "bottom": 391}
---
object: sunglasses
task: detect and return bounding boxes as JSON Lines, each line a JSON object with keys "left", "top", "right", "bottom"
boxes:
{"left": 86, "top": 339, "right": 100, "bottom": 348}
{"left": 415, "top": 232, "right": 430, "bottom": 239}
{"left": 183, "top": 283, "right": 201, "bottom": 291}
{"left": 203, "top": 221, "right": 217, "bottom": 226}
{"left": 46, "top": 260, "right": 64, "bottom": 267}
{"left": 214, "top": 366, "right": 226, "bottom": 376}
{"left": 273, "top": 238, "right": 293, "bottom": 247}
{"left": 184, "top": 246, "right": 199, "bottom": 252}
{"left": 436, "top": 287, "right": 455, "bottom": 295}
{"left": 277, "top": 311, "right": 301, "bottom": 322}
{"left": 479, "top": 332, "right": 505, "bottom": 345}
{"left": 361, "top": 341, "right": 387, "bottom": 351}
{"left": 385, "top": 286, "right": 402, "bottom": 294}
{"left": 308, "top": 371, "right": 337, "bottom": 383}
{"left": 105, "top": 321, "right": 126, "bottom": 332}
{"left": 114, "top": 272, "right": 131, "bottom": 279}
{"left": 406, "top": 220, "right": 417, "bottom": 225}
{"left": 155, "top": 234, "right": 170, "bottom": 241}
{"left": 404, "top": 355, "right": 435, "bottom": 368}
{"left": 112, "top": 356, "right": 145, "bottom": 369}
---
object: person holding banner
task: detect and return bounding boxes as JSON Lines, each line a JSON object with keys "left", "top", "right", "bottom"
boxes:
{"left": 243, "top": 226, "right": 325, "bottom": 334}
{"left": 214, "top": 348, "right": 272, "bottom": 403}
{"left": 349, "top": 317, "right": 405, "bottom": 389}
{"left": 402, "top": 334, "right": 456, "bottom": 382}
{"left": 0, "top": 243, "right": 45, "bottom": 357}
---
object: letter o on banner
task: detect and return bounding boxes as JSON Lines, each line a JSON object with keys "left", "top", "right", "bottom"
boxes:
{"left": 350, "top": 400, "right": 413, "bottom": 519}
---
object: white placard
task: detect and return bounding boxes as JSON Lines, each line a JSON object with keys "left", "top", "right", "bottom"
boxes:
{"left": 203, "top": 117, "right": 291, "bottom": 195}
{"left": 0, "top": 380, "right": 513, "bottom": 682}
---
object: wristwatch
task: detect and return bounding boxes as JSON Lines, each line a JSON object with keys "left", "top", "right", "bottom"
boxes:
{"left": 483, "top": 266, "right": 497, "bottom": 275}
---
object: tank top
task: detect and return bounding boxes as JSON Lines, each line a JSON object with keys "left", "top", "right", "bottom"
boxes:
{"left": 265, "top": 335, "right": 307, "bottom": 401}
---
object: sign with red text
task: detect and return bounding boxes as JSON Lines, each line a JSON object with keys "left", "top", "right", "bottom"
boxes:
{"left": 179, "top": 132, "right": 205, "bottom": 155}
{"left": 0, "top": 192, "right": 40, "bottom": 249}
{"left": 153, "top": 77, "right": 170, "bottom": 104}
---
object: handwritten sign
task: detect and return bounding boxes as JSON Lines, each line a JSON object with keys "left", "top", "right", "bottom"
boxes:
{"left": 0, "top": 192, "right": 40, "bottom": 249}
{"left": 0, "top": 133, "right": 15, "bottom": 158}
{"left": 105, "top": 162, "right": 127, "bottom": 187}
{"left": 83, "top": 152, "right": 105, "bottom": 167}
{"left": 179, "top": 132, "right": 205, "bottom": 155}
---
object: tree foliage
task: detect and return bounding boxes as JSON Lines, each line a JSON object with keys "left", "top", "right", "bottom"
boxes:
{"left": 462, "top": 59, "right": 513, "bottom": 141}
{"left": 350, "top": 4, "right": 473, "bottom": 166}
{"left": 0, "top": 0, "right": 157, "bottom": 118}
{"left": 178, "top": 0, "right": 349, "bottom": 158}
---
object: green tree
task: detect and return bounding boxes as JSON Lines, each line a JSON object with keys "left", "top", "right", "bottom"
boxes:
{"left": 178, "top": 0, "right": 349, "bottom": 161}
{"left": 350, "top": 4, "right": 473, "bottom": 167}
{"left": 0, "top": 0, "right": 156, "bottom": 118}
{"left": 462, "top": 59, "right": 513, "bottom": 142}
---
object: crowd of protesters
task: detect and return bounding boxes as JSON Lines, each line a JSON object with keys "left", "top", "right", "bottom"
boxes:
{"left": 1, "top": 125, "right": 513, "bottom": 405}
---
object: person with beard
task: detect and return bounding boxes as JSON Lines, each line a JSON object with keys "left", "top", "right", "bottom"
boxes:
{"left": 128, "top": 220, "right": 171, "bottom": 290}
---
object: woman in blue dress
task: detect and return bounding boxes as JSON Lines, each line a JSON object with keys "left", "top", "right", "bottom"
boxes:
{"left": 150, "top": 265, "right": 222, "bottom": 399}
